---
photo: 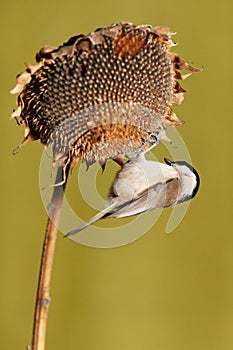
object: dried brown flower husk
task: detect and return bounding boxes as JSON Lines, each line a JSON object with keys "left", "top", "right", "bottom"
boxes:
{"left": 11, "top": 22, "right": 200, "bottom": 169}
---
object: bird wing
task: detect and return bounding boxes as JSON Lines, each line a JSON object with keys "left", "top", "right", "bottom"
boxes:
{"left": 106, "top": 177, "right": 179, "bottom": 218}
{"left": 65, "top": 178, "right": 179, "bottom": 236}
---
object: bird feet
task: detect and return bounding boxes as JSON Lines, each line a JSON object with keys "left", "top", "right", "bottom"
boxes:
{"left": 140, "top": 126, "right": 164, "bottom": 155}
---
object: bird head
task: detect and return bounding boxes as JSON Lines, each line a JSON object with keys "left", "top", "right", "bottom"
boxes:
{"left": 164, "top": 158, "right": 200, "bottom": 202}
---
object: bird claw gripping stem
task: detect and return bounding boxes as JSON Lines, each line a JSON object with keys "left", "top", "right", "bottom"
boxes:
{"left": 126, "top": 126, "right": 164, "bottom": 159}
{"left": 10, "top": 22, "right": 200, "bottom": 171}
{"left": 142, "top": 127, "right": 165, "bottom": 154}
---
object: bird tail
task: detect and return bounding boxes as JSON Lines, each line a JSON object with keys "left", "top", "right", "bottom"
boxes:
{"left": 65, "top": 201, "right": 117, "bottom": 237}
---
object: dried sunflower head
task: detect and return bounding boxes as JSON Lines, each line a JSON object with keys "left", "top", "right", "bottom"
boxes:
{"left": 11, "top": 22, "right": 200, "bottom": 169}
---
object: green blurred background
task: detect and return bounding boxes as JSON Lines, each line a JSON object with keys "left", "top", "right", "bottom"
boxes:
{"left": 1, "top": 0, "right": 232, "bottom": 349}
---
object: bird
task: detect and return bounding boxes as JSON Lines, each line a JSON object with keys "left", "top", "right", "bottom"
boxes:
{"left": 65, "top": 154, "right": 200, "bottom": 236}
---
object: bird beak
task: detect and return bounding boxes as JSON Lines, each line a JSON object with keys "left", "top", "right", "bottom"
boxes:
{"left": 164, "top": 158, "right": 173, "bottom": 166}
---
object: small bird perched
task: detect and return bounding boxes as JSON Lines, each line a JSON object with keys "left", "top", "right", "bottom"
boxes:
{"left": 66, "top": 154, "right": 200, "bottom": 236}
